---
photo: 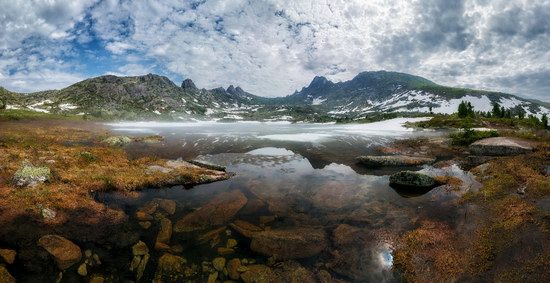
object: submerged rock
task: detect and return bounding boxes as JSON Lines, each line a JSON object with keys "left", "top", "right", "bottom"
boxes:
{"left": 240, "top": 265, "right": 280, "bottom": 283}
{"left": 37, "top": 235, "right": 82, "bottom": 270}
{"left": 389, "top": 171, "right": 438, "bottom": 189}
{"left": 0, "top": 266, "right": 15, "bottom": 283}
{"left": 229, "top": 220, "right": 264, "bottom": 238}
{"left": 12, "top": 161, "right": 50, "bottom": 187}
{"left": 155, "top": 218, "right": 173, "bottom": 247}
{"left": 227, "top": 258, "right": 241, "bottom": 280}
{"left": 357, "top": 155, "right": 435, "bottom": 168}
{"left": 154, "top": 253, "right": 187, "bottom": 281}
{"left": 250, "top": 228, "right": 328, "bottom": 259}
{"left": 188, "top": 159, "right": 226, "bottom": 171}
{"left": 174, "top": 190, "right": 247, "bottom": 232}
{"left": 0, "top": 249, "right": 16, "bottom": 265}
{"left": 469, "top": 137, "right": 535, "bottom": 156}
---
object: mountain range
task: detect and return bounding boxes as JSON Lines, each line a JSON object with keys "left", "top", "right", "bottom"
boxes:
{"left": 1, "top": 71, "right": 549, "bottom": 121}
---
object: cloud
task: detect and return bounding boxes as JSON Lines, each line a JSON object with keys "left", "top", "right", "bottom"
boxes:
{"left": 0, "top": 0, "right": 548, "bottom": 101}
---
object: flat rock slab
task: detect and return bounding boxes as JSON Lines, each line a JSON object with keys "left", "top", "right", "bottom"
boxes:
{"left": 174, "top": 190, "right": 247, "bottom": 232}
{"left": 469, "top": 137, "right": 536, "bottom": 156}
{"left": 37, "top": 235, "right": 82, "bottom": 270}
{"left": 250, "top": 228, "right": 327, "bottom": 259}
{"left": 357, "top": 155, "right": 435, "bottom": 168}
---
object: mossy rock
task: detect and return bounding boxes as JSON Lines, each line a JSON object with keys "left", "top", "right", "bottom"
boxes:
{"left": 102, "top": 136, "right": 133, "bottom": 146}
{"left": 389, "top": 171, "right": 438, "bottom": 190}
{"left": 12, "top": 161, "right": 50, "bottom": 187}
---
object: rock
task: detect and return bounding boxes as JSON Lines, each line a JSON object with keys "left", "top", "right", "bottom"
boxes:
{"left": 187, "top": 160, "right": 226, "bottom": 171}
{"left": 157, "top": 199, "right": 177, "bottom": 215}
{"left": 135, "top": 211, "right": 153, "bottom": 221}
{"left": 145, "top": 165, "right": 173, "bottom": 174}
{"left": 77, "top": 263, "right": 88, "bottom": 276}
{"left": 227, "top": 258, "right": 241, "bottom": 280}
{"left": 259, "top": 216, "right": 276, "bottom": 225}
{"left": 154, "top": 253, "right": 187, "bottom": 281}
{"left": 240, "top": 265, "right": 280, "bottom": 283}
{"left": 174, "top": 190, "right": 247, "bottom": 232}
{"left": 469, "top": 137, "right": 535, "bottom": 156}
{"left": 102, "top": 136, "right": 133, "bottom": 146}
{"left": 37, "top": 235, "right": 82, "bottom": 270}
{"left": 139, "top": 135, "right": 164, "bottom": 144}
{"left": 207, "top": 271, "right": 218, "bottom": 283}
{"left": 181, "top": 78, "right": 197, "bottom": 90}
{"left": 84, "top": 249, "right": 92, "bottom": 258}
{"left": 139, "top": 221, "right": 152, "bottom": 229}
{"left": 41, "top": 207, "right": 57, "bottom": 220}
{"left": 217, "top": 247, "right": 234, "bottom": 255}
{"left": 540, "top": 165, "right": 550, "bottom": 176}
{"left": 93, "top": 254, "right": 101, "bottom": 265}
{"left": 357, "top": 155, "right": 435, "bottom": 168}
{"left": 229, "top": 220, "right": 263, "bottom": 238}
{"left": 212, "top": 257, "right": 226, "bottom": 272}
{"left": 332, "top": 224, "right": 362, "bottom": 247}
{"left": 276, "top": 261, "right": 316, "bottom": 283}
{"left": 136, "top": 254, "right": 150, "bottom": 282}
{"left": 241, "top": 199, "right": 265, "bottom": 214}
{"left": 132, "top": 241, "right": 149, "bottom": 256}
{"left": 156, "top": 218, "right": 173, "bottom": 246}
{"left": 12, "top": 160, "right": 50, "bottom": 187}
{"left": 0, "top": 249, "right": 16, "bottom": 264}
{"left": 89, "top": 275, "right": 105, "bottom": 283}
{"left": 226, "top": 238, "right": 238, "bottom": 248}
{"left": 389, "top": 171, "right": 438, "bottom": 189}
{"left": 250, "top": 228, "right": 328, "bottom": 259}
{"left": 0, "top": 266, "right": 15, "bottom": 283}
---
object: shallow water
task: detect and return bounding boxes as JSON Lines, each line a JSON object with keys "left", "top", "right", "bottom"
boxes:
{"left": 93, "top": 119, "right": 474, "bottom": 282}
{"left": 2, "top": 119, "right": 479, "bottom": 282}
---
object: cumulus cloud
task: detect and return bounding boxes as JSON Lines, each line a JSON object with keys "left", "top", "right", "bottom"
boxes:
{"left": 0, "top": 0, "right": 548, "bottom": 101}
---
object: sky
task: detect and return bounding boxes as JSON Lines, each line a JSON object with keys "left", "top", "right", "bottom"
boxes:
{"left": 0, "top": 0, "right": 549, "bottom": 101}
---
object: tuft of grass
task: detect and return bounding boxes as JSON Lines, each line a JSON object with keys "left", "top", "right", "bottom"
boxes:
{"left": 449, "top": 128, "right": 499, "bottom": 146}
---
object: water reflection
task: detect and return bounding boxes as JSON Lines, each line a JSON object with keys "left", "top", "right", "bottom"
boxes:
{"left": 94, "top": 145, "right": 479, "bottom": 282}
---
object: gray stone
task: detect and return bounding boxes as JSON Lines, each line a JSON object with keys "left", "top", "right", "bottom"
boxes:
{"left": 12, "top": 160, "right": 50, "bottom": 187}
{"left": 389, "top": 171, "right": 438, "bottom": 189}
{"left": 357, "top": 155, "right": 435, "bottom": 168}
{"left": 469, "top": 137, "right": 535, "bottom": 156}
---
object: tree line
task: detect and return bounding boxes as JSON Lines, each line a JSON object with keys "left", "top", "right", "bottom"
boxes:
{"left": 456, "top": 100, "right": 548, "bottom": 129}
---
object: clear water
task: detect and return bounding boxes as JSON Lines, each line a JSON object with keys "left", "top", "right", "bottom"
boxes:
{"left": 4, "top": 119, "right": 480, "bottom": 282}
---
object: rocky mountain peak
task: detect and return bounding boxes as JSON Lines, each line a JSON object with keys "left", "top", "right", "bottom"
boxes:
{"left": 181, "top": 79, "right": 197, "bottom": 90}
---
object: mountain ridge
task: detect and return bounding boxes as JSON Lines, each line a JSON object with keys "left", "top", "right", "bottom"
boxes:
{"left": 1, "top": 71, "right": 548, "bottom": 121}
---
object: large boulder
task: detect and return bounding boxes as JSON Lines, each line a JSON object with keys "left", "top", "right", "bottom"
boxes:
{"left": 250, "top": 228, "right": 327, "bottom": 259}
{"left": 389, "top": 171, "right": 438, "bottom": 189}
{"left": 12, "top": 161, "right": 50, "bottom": 187}
{"left": 174, "top": 190, "right": 247, "bottom": 232}
{"left": 469, "top": 137, "right": 535, "bottom": 156}
{"left": 37, "top": 235, "right": 82, "bottom": 270}
{"left": 357, "top": 155, "right": 435, "bottom": 168}
{"left": 0, "top": 266, "right": 15, "bottom": 283}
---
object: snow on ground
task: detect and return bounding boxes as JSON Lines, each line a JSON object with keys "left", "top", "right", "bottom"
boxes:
{"left": 153, "top": 110, "right": 161, "bottom": 115}
{"left": 312, "top": 97, "right": 327, "bottom": 105}
{"left": 6, "top": 105, "right": 21, "bottom": 110}
{"left": 59, "top": 103, "right": 78, "bottom": 110}
{"left": 205, "top": 108, "right": 216, "bottom": 115}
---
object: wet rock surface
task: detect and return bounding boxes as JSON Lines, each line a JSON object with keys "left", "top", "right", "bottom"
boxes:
{"left": 37, "top": 235, "right": 82, "bottom": 270}
{"left": 357, "top": 155, "right": 436, "bottom": 168}
{"left": 0, "top": 266, "right": 15, "bottom": 283}
{"left": 250, "top": 228, "right": 328, "bottom": 259}
{"left": 174, "top": 190, "right": 247, "bottom": 232}
{"left": 389, "top": 171, "right": 438, "bottom": 189}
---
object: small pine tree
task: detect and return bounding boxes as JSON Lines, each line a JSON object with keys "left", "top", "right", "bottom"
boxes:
{"left": 500, "top": 106, "right": 506, "bottom": 118}
{"left": 429, "top": 106, "right": 433, "bottom": 114}
{"left": 542, "top": 114, "right": 548, "bottom": 129}
{"left": 492, "top": 102, "right": 501, "bottom": 118}
{"left": 458, "top": 101, "right": 468, "bottom": 118}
